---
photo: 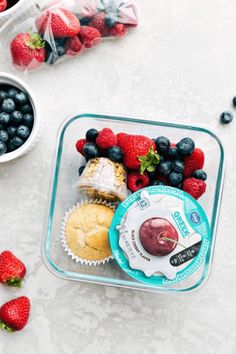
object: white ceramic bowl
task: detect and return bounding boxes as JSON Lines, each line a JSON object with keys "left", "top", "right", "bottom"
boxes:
{"left": 0, "top": 71, "right": 41, "bottom": 163}
{"left": 0, "top": 0, "right": 36, "bottom": 27}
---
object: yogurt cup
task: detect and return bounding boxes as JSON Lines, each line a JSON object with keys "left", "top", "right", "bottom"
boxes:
{"left": 109, "top": 186, "right": 211, "bottom": 285}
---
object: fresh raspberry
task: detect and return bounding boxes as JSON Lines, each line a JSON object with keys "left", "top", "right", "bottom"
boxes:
{"left": 65, "top": 36, "right": 83, "bottom": 56}
{"left": 183, "top": 177, "right": 206, "bottom": 200}
{"left": 79, "top": 26, "right": 101, "bottom": 48}
{"left": 110, "top": 23, "right": 127, "bottom": 37}
{"left": 90, "top": 12, "right": 110, "bottom": 37}
{"left": 127, "top": 171, "right": 150, "bottom": 192}
{"left": 184, "top": 148, "right": 205, "bottom": 178}
{"left": 96, "top": 128, "right": 117, "bottom": 150}
{"left": 75, "top": 139, "right": 87, "bottom": 155}
{"left": 117, "top": 133, "right": 157, "bottom": 170}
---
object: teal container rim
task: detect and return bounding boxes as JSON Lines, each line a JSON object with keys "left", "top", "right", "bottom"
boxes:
{"left": 41, "top": 112, "right": 225, "bottom": 294}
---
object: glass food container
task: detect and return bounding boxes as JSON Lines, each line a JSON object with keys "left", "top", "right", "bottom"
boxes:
{"left": 41, "top": 113, "right": 225, "bottom": 293}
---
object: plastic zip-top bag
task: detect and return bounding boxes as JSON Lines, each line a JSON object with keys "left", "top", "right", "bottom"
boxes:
{"left": 0, "top": 0, "right": 138, "bottom": 71}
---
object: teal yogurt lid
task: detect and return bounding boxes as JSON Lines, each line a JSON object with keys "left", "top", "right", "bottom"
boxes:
{"left": 109, "top": 186, "right": 211, "bottom": 285}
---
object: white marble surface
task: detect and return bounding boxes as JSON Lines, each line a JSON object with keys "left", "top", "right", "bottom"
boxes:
{"left": 0, "top": 0, "right": 236, "bottom": 353}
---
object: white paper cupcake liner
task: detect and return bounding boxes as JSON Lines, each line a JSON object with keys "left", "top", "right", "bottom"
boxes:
{"left": 61, "top": 199, "right": 115, "bottom": 266}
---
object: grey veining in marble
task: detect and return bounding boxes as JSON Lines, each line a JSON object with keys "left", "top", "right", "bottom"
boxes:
{"left": 0, "top": 1, "right": 236, "bottom": 353}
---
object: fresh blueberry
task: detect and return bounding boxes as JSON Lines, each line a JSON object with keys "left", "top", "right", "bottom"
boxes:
{"left": 17, "top": 125, "right": 30, "bottom": 140}
{"left": 0, "top": 112, "right": 10, "bottom": 126}
{"left": 0, "top": 130, "right": 9, "bottom": 142}
{"left": 8, "top": 88, "right": 19, "bottom": 99}
{"left": 168, "top": 172, "right": 183, "bottom": 186}
{"left": 2, "top": 98, "right": 15, "bottom": 113}
{"left": 46, "top": 51, "right": 59, "bottom": 65}
{"left": 157, "top": 161, "right": 172, "bottom": 176}
{"left": 0, "top": 90, "right": 8, "bottom": 102}
{"left": 159, "top": 155, "right": 165, "bottom": 163}
{"left": 45, "top": 41, "right": 53, "bottom": 55}
{"left": 152, "top": 180, "right": 165, "bottom": 186}
{"left": 54, "top": 37, "right": 67, "bottom": 47}
{"left": 193, "top": 169, "right": 207, "bottom": 181}
{"left": 15, "top": 92, "right": 28, "bottom": 105}
{"left": 107, "top": 146, "right": 123, "bottom": 162}
{"left": 22, "top": 114, "right": 34, "bottom": 127}
{"left": 86, "top": 128, "right": 99, "bottom": 142}
{"left": 21, "top": 104, "right": 32, "bottom": 114}
{"left": 105, "top": 15, "right": 117, "bottom": 28}
{"left": 83, "top": 142, "right": 99, "bottom": 159}
{"left": 78, "top": 165, "right": 86, "bottom": 175}
{"left": 0, "top": 141, "right": 7, "bottom": 155}
{"left": 172, "top": 160, "right": 184, "bottom": 173}
{"left": 56, "top": 46, "right": 66, "bottom": 57}
{"left": 177, "top": 137, "right": 195, "bottom": 156}
{"left": 233, "top": 96, "right": 236, "bottom": 107}
{"left": 220, "top": 111, "right": 233, "bottom": 124}
{"left": 155, "top": 136, "right": 170, "bottom": 154}
{"left": 79, "top": 17, "right": 91, "bottom": 26}
{"left": 7, "top": 141, "right": 17, "bottom": 152}
{"left": 10, "top": 136, "right": 24, "bottom": 149}
{"left": 10, "top": 111, "right": 23, "bottom": 125}
{"left": 147, "top": 170, "right": 157, "bottom": 181}
{"left": 169, "top": 146, "right": 180, "bottom": 160}
{"left": 7, "top": 126, "right": 17, "bottom": 138}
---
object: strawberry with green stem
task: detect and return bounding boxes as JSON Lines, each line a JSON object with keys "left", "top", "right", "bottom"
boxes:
{"left": 0, "top": 296, "right": 30, "bottom": 332}
{"left": 0, "top": 251, "right": 26, "bottom": 287}
{"left": 10, "top": 32, "right": 46, "bottom": 69}
{"left": 117, "top": 133, "right": 160, "bottom": 172}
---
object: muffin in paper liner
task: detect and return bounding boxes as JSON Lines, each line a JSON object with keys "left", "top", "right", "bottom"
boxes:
{"left": 61, "top": 199, "right": 115, "bottom": 266}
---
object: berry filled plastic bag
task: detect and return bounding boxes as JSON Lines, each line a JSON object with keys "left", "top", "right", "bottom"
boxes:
{"left": 0, "top": 0, "right": 138, "bottom": 71}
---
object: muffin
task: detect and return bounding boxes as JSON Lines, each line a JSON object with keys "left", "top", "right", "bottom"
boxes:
{"left": 77, "top": 157, "right": 128, "bottom": 201}
{"left": 62, "top": 202, "right": 114, "bottom": 263}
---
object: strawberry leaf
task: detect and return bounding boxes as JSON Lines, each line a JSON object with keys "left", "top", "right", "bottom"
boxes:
{"left": 0, "top": 321, "right": 14, "bottom": 332}
{"left": 6, "top": 277, "right": 22, "bottom": 288}
{"left": 138, "top": 147, "right": 160, "bottom": 174}
{"left": 27, "top": 32, "right": 45, "bottom": 50}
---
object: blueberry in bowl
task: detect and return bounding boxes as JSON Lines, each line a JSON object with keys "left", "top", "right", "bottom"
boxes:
{"left": 0, "top": 72, "right": 40, "bottom": 163}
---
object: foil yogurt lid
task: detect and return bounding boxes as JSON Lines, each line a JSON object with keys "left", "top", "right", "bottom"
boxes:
{"left": 109, "top": 186, "right": 211, "bottom": 285}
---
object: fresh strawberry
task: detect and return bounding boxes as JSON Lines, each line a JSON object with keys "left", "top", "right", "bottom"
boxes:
{"left": 184, "top": 148, "right": 205, "bottom": 178}
{"left": 127, "top": 171, "right": 150, "bottom": 192}
{"left": 36, "top": 8, "right": 80, "bottom": 38}
{"left": 116, "top": 132, "right": 127, "bottom": 146}
{"left": 96, "top": 128, "right": 117, "bottom": 150}
{"left": 0, "top": 296, "right": 30, "bottom": 332}
{"left": 0, "top": 0, "right": 7, "bottom": 12}
{"left": 90, "top": 12, "right": 110, "bottom": 36}
{"left": 79, "top": 26, "right": 101, "bottom": 48}
{"left": 183, "top": 177, "right": 206, "bottom": 200}
{"left": 0, "top": 251, "right": 26, "bottom": 287}
{"left": 110, "top": 23, "right": 127, "bottom": 37}
{"left": 75, "top": 139, "right": 88, "bottom": 155}
{"left": 10, "top": 32, "right": 46, "bottom": 69}
{"left": 117, "top": 133, "right": 158, "bottom": 171}
{"left": 65, "top": 36, "right": 83, "bottom": 55}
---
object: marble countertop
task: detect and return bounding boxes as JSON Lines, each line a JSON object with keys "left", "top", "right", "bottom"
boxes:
{"left": 0, "top": 1, "right": 236, "bottom": 353}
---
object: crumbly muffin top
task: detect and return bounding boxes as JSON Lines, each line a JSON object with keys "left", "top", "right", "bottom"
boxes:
{"left": 65, "top": 203, "right": 114, "bottom": 261}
